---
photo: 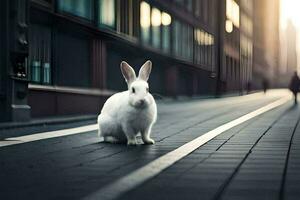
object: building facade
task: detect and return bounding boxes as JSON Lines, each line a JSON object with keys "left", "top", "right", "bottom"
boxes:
{"left": 1, "top": 0, "right": 220, "bottom": 121}
{"left": 1, "top": 0, "right": 275, "bottom": 122}
{"left": 217, "top": 0, "right": 253, "bottom": 93}
{"left": 252, "top": 0, "right": 280, "bottom": 89}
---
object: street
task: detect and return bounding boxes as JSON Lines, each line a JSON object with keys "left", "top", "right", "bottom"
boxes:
{"left": 1, "top": 90, "right": 300, "bottom": 200}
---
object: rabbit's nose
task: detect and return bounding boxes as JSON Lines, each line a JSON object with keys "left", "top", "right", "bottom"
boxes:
{"left": 138, "top": 99, "right": 145, "bottom": 106}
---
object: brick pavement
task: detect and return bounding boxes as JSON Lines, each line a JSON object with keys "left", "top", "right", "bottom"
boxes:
{"left": 0, "top": 91, "right": 298, "bottom": 200}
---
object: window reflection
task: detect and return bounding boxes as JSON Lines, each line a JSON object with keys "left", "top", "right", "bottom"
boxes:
{"left": 226, "top": 0, "right": 239, "bottom": 29}
{"left": 140, "top": 2, "right": 172, "bottom": 52}
{"left": 151, "top": 7, "right": 161, "bottom": 48}
{"left": 140, "top": 1, "right": 151, "bottom": 43}
{"left": 58, "top": 0, "right": 93, "bottom": 20}
{"left": 162, "top": 12, "right": 171, "bottom": 26}
{"left": 151, "top": 8, "right": 161, "bottom": 27}
{"left": 99, "top": 0, "right": 115, "bottom": 27}
{"left": 162, "top": 12, "right": 171, "bottom": 53}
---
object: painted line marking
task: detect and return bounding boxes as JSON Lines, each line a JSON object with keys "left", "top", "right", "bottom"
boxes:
{"left": 0, "top": 124, "right": 98, "bottom": 147}
{"left": 0, "top": 92, "right": 288, "bottom": 148}
{"left": 83, "top": 96, "right": 291, "bottom": 200}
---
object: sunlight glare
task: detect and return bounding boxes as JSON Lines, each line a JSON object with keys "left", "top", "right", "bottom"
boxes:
{"left": 281, "top": 0, "right": 300, "bottom": 29}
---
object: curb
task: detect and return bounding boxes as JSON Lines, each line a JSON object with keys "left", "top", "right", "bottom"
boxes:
{"left": 0, "top": 115, "right": 97, "bottom": 130}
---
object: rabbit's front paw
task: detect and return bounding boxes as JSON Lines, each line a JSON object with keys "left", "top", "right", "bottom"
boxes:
{"left": 143, "top": 138, "right": 155, "bottom": 145}
{"left": 127, "top": 139, "right": 137, "bottom": 145}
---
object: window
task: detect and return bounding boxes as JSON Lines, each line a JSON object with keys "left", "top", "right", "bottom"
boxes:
{"left": 194, "top": 29, "right": 200, "bottom": 64}
{"left": 173, "top": 20, "right": 182, "bottom": 57}
{"left": 187, "top": 25, "right": 193, "bottom": 61}
{"left": 194, "top": 28, "right": 215, "bottom": 69}
{"left": 151, "top": 7, "right": 161, "bottom": 48}
{"left": 226, "top": 0, "right": 239, "bottom": 28}
{"left": 182, "top": 23, "right": 188, "bottom": 59}
{"left": 29, "top": 24, "right": 52, "bottom": 84}
{"left": 140, "top": 2, "right": 172, "bottom": 53}
{"left": 161, "top": 12, "right": 171, "bottom": 53}
{"left": 200, "top": 30, "right": 205, "bottom": 65}
{"left": 56, "top": 32, "right": 91, "bottom": 87}
{"left": 57, "top": 0, "right": 93, "bottom": 20}
{"left": 99, "top": 0, "right": 115, "bottom": 28}
{"left": 174, "top": 0, "right": 184, "bottom": 6}
{"left": 140, "top": 1, "right": 151, "bottom": 43}
{"left": 194, "top": 0, "right": 201, "bottom": 17}
{"left": 186, "top": 0, "right": 193, "bottom": 12}
{"left": 117, "top": 0, "right": 135, "bottom": 36}
{"left": 173, "top": 19, "right": 194, "bottom": 62}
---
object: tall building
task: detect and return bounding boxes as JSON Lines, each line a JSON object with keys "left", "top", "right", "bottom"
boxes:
{"left": 0, "top": 0, "right": 219, "bottom": 121}
{"left": 252, "top": 0, "right": 280, "bottom": 89}
{"left": 217, "top": 0, "right": 253, "bottom": 93}
{"left": 286, "top": 20, "right": 298, "bottom": 74}
{"left": 0, "top": 0, "right": 281, "bottom": 122}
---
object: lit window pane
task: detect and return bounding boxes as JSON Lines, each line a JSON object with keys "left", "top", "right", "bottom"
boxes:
{"left": 161, "top": 12, "right": 171, "bottom": 26}
{"left": 140, "top": 1, "right": 151, "bottom": 43}
{"left": 99, "top": 0, "right": 115, "bottom": 27}
{"left": 226, "top": 0, "right": 239, "bottom": 28}
{"left": 151, "top": 8, "right": 161, "bottom": 27}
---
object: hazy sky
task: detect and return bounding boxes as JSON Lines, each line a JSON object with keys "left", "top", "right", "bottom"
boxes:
{"left": 280, "top": 0, "right": 300, "bottom": 29}
{"left": 280, "top": 0, "right": 300, "bottom": 73}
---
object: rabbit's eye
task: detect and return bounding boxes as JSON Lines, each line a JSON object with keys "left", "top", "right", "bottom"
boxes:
{"left": 132, "top": 87, "right": 135, "bottom": 93}
{"left": 146, "top": 87, "right": 149, "bottom": 93}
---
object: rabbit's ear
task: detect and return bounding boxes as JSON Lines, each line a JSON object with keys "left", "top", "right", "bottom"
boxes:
{"left": 120, "top": 61, "right": 136, "bottom": 84}
{"left": 138, "top": 60, "right": 152, "bottom": 81}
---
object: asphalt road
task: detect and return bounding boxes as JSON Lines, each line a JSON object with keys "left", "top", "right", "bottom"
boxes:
{"left": 1, "top": 90, "right": 299, "bottom": 200}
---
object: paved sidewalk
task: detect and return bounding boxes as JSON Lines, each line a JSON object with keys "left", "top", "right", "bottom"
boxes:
{"left": 0, "top": 90, "right": 299, "bottom": 200}
{"left": 120, "top": 101, "right": 300, "bottom": 200}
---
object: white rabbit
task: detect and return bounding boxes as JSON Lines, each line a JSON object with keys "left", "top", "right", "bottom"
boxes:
{"left": 97, "top": 60, "right": 157, "bottom": 145}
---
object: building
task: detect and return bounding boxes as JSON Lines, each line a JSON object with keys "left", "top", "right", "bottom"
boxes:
{"left": 252, "top": 0, "right": 280, "bottom": 89}
{"left": 1, "top": 0, "right": 279, "bottom": 122}
{"left": 217, "top": 0, "right": 253, "bottom": 93}
{"left": 286, "top": 20, "right": 298, "bottom": 74}
{"left": 0, "top": 0, "right": 220, "bottom": 121}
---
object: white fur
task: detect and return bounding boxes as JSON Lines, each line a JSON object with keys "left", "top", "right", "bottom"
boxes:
{"left": 97, "top": 60, "right": 157, "bottom": 145}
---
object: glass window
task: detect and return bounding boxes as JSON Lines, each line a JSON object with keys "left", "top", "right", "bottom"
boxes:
{"left": 162, "top": 12, "right": 171, "bottom": 53}
{"left": 187, "top": 0, "right": 193, "bottom": 12}
{"left": 151, "top": 7, "right": 161, "bottom": 48}
{"left": 194, "top": 29, "right": 201, "bottom": 64}
{"left": 200, "top": 30, "right": 205, "bottom": 64}
{"left": 173, "top": 20, "right": 182, "bottom": 57}
{"left": 29, "top": 24, "right": 52, "bottom": 84}
{"left": 140, "top": 1, "right": 151, "bottom": 43}
{"left": 187, "top": 25, "right": 193, "bottom": 61}
{"left": 174, "top": 0, "right": 184, "bottom": 6}
{"left": 194, "top": 0, "right": 200, "bottom": 17}
{"left": 117, "top": 0, "right": 134, "bottom": 36}
{"left": 99, "top": 0, "right": 115, "bottom": 28}
{"left": 226, "top": 0, "right": 239, "bottom": 28}
{"left": 56, "top": 32, "right": 90, "bottom": 87}
{"left": 58, "top": 0, "right": 93, "bottom": 20}
{"left": 181, "top": 23, "right": 188, "bottom": 59}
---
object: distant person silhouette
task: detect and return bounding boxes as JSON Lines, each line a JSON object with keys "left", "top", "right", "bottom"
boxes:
{"left": 262, "top": 78, "right": 269, "bottom": 93}
{"left": 289, "top": 72, "right": 300, "bottom": 104}
{"left": 247, "top": 81, "right": 252, "bottom": 94}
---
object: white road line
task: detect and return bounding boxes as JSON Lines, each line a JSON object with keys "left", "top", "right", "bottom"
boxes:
{"left": 84, "top": 96, "right": 291, "bottom": 200}
{"left": 0, "top": 124, "right": 98, "bottom": 147}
